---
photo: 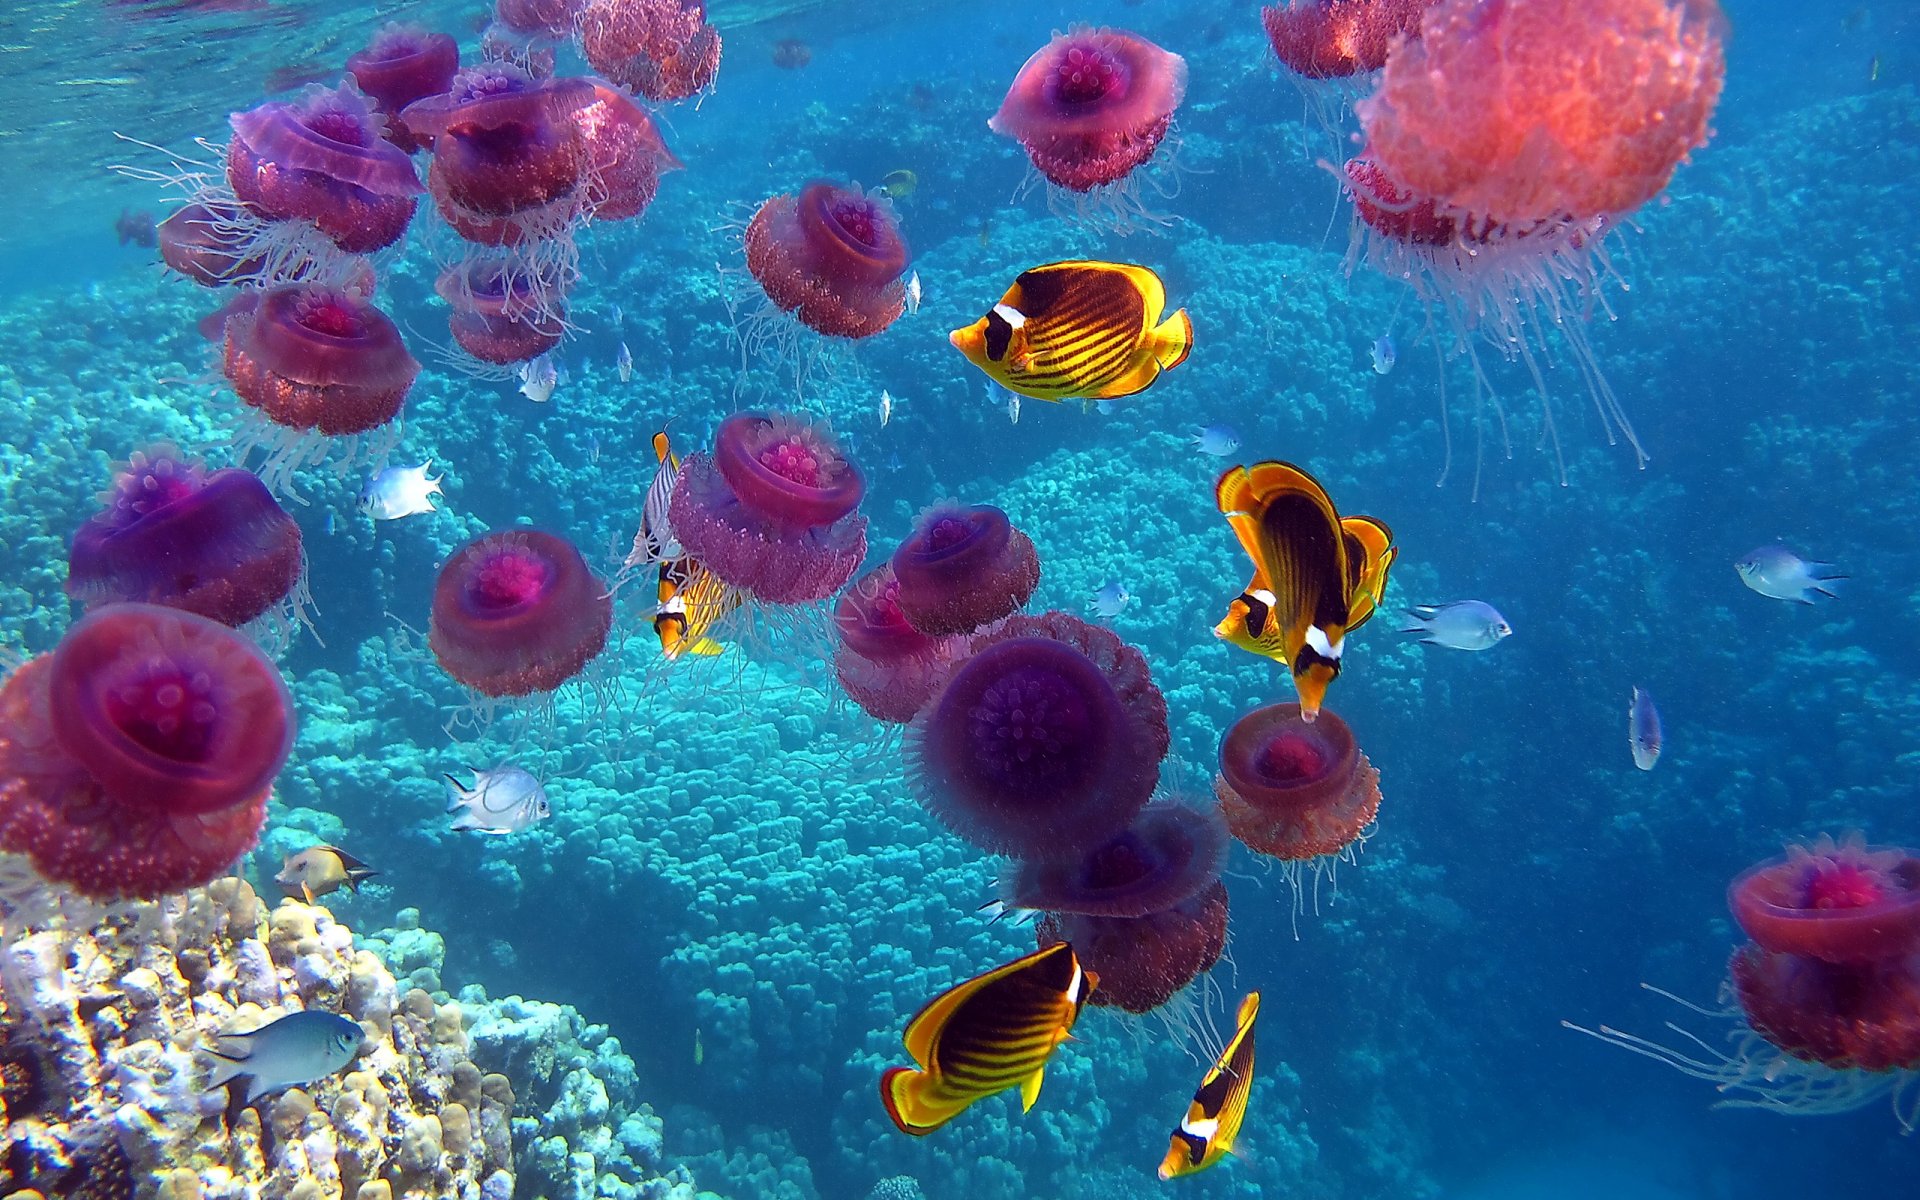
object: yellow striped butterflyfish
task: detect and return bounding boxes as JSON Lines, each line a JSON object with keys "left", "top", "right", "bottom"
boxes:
{"left": 880, "top": 942, "right": 1096, "bottom": 1136}
{"left": 948, "top": 260, "right": 1192, "bottom": 402}
{"left": 1158, "top": 990, "right": 1260, "bottom": 1179}
{"left": 1214, "top": 461, "right": 1396, "bottom": 720}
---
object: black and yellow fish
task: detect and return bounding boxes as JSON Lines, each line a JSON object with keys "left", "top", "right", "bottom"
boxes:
{"left": 626, "top": 427, "right": 682, "bottom": 571}
{"left": 1214, "top": 462, "right": 1396, "bottom": 719}
{"left": 881, "top": 942, "right": 1096, "bottom": 1136}
{"left": 1158, "top": 991, "right": 1259, "bottom": 1179}
{"left": 274, "top": 845, "right": 378, "bottom": 905}
{"left": 655, "top": 557, "right": 736, "bottom": 659}
{"left": 949, "top": 260, "right": 1192, "bottom": 402}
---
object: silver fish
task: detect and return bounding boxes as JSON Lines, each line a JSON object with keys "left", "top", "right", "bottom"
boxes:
{"left": 1372, "top": 335, "right": 1397, "bottom": 375}
{"left": 1191, "top": 424, "right": 1240, "bottom": 457}
{"left": 616, "top": 341, "right": 634, "bottom": 383}
{"left": 357, "top": 461, "right": 442, "bottom": 520}
{"left": 1399, "top": 601, "right": 1512, "bottom": 651}
{"left": 1735, "top": 544, "right": 1845, "bottom": 604}
{"left": 879, "top": 389, "right": 893, "bottom": 426}
{"left": 1629, "top": 687, "right": 1661, "bottom": 771}
{"left": 1007, "top": 390, "right": 1020, "bottom": 425}
{"left": 445, "top": 764, "right": 551, "bottom": 834}
{"left": 611, "top": 303, "right": 625, "bottom": 328}
{"left": 905, "top": 271, "right": 922, "bottom": 315}
{"left": 204, "top": 1010, "right": 362, "bottom": 1104}
{"left": 1091, "top": 580, "right": 1132, "bottom": 619}
{"left": 518, "top": 354, "right": 558, "bottom": 404}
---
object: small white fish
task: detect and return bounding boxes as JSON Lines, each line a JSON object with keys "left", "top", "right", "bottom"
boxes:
{"left": 1372, "top": 335, "right": 1397, "bottom": 375}
{"left": 879, "top": 389, "right": 893, "bottom": 426}
{"left": 517, "top": 354, "right": 558, "bottom": 404}
{"left": 1091, "top": 580, "right": 1132, "bottom": 619}
{"left": 1398, "top": 601, "right": 1512, "bottom": 651}
{"left": 204, "top": 1010, "right": 362, "bottom": 1105}
{"left": 324, "top": 511, "right": 337, "bottom": 535}
{"left": 1008, "top": 391, "right": 1020, "bottom": 424}
{"left": 1629, "top": 687, "right": 1662, "bottom": 771}
{"left": 1095, "top": 401, "right": 1117, "bottom": 416}
{"left": 444, "top": 764, "right": 551, "bottom": 834}
{"left": 1191, "top": 424, "right": 1240, "bottom": 457}
{"left": 611, "top": 303, "right": 625, "bottom": 328}
{"left": 616, "top": 341, "right": 633, "bottom": 383}
{"left": 357, "top": 461, "right": 442, "bottom": 520}
{"left": 905, "top": 271, "right": 922, "bottom": 315}
{"left": 587, "top": 432, "right": 601, "bottom": 464}
{"left": 1735, "top": 544, "right": 1845, "bottom": 604}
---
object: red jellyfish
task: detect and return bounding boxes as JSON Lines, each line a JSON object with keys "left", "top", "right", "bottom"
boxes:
{"left": 66, "top": 447, "right": 307, "bottom": 632}
{"left": 1019, "top": 802, "right": 1232, "bottom": 1014}
{"left": 987, "top": 27, "right": 1187, "bottom": 230}
{"left": 1567, "top": 835, "right": 1920, "bottom": 1133}
{"left": 0, "top": 605, "right": 294, "bottom": 900}
{"left": 437, "top": 257, "right": 566, "bottom": 366}
{"left": 1214, "top": 701, "right": 1381, "bottom": 913}
{"left": 576, "top": 0, "right": 722, "bottom": 103}
{"left": 666, "top": 412, "right": 869, "bottom": 605}
{"left": 832, "top": 566, "right": 961, "bottom": 725}
{"left": 574, "top": 79, "right": 682, "bottom": 221}
{"left": 429, "top": 530, "right": 614, "bottom": 698}
{"left": 1262, "top": 0, "right": 1435, "bottom": 81}
{"left": 743, "top": 180, "right": 910, "bottom": 342}
{"left": 889, "top": 502, "right": 1040, "bottom": 637}
{"left": 908, "top": 611, "right": 1169, "bottom": 859}
{"left": 227, "top": 82, "right": 424, "bottom": 254}
{"left": 345, "top": 24, "right": 461, "bottom": 155}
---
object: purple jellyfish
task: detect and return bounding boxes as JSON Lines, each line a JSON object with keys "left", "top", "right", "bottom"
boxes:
{"left": 890, "top": 502, "right": 1041, "bottom": 637}
{"left": 833, "top": 565, "right": 962, "bottom": 724}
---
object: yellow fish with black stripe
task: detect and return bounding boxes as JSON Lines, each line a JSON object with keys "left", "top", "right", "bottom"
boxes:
{"left": 1159, "top": 990, "right": 1260, "bottom": 1179}
{"left": 655, "top": 556, "right": 737, "bottom": 659}
{"left": 949, "top": 260, "right": 1192, "bottom": 402}
{"left": 1215, "top": 461, "right": 1396, "bottom": 720}
{"left": 880, "top": 942, "right": 1096, "bottom": 1136}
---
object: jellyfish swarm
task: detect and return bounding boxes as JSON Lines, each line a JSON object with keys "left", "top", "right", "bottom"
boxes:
{"left": 988, "top": 27, "right": 1186, "bottom": 231}
{"left": 743, "top": 180, "right": 910, "bottom": 343}
{"left": 67, "top": 448, "right": 306, "bottom": 631}
{"left": 1567, "top": 836, "right": 1920, "bottom": 1132}
{"left": 430, "top": 530, "right": 613, "bottom": 699}
{"left": 346, "top": 24, "right": 461, "bottom": 155}
{"left": 220, "top": 283, "right": 420, "bottom": 490}
{"left": 1262, "top": 0, "right": 1434, "bottom": 80}
{"left": 438, "top": 257, "right": 565, "bottom": 366}
{"left": 227, "top": 82, "right": 423, "bottom": 254}
{"left": 908, "top": 611, "right": 1169, "bottom": 860}
{"left": 832, "top": 566, "right": 959, "bottom": 724}
{"left": 667, "top": 412, "right": 869, "bottom": 605}
{"left": 1214, "top": 702, "right": 1380, "bottom": 917}
{"left": 0, "top": 605, "right": 293, "bottom": 900}
{"left": 1018, "top": 802, "right": 1231, "bottom": 1015}
{"left": 889, "top": 503, "right": 1040, "bottom": 637}
{"left": 577, "top": 0, "right": 722, "bottom": 103}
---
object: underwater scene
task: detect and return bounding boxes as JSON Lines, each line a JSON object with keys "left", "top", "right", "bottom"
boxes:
{"left": 0, "top": 0, "right": 1917, "bottom": 1198}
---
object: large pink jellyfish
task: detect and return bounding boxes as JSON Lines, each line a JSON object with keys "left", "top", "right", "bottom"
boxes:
{"left": 346, "top": 24, "right": 461, "bottom": 155}
{"left": 429, "top": 530, "right": 613, "bottom": 697}
{"left": 889, "top": 502, "right": 1040, "bottom": 637}
{"left": 577, "top": 0, "right": 722, "bottom": 103}
{"left": 832, "top": 566, "right": 960, "bottom": 725}
{"left": 67, "top": 447, "right": 305, "bottom": 630}
{"left": 908, "top": 611, "right": 1169, "bottom": 859}
{"left": 574, "top": 79, "right": 682, "bottom": 221}
{"left": 226, "top": 82, "right": 423, "bottom": 254}
{"left": 0, "top": 605, "right": 293, "bottom": 899}
{"left": 666, "top": 412, "right": 868, "bottom": 605}
{"left": 743, "top": 180, "right": 910, "bottom": 341}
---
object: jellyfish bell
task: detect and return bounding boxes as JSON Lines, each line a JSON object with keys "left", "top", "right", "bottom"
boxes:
{"left": 577, "top": 0, "right": 722, "bottom": 102}
{"left": 889, "top": 502, "right": 1040, "bottom": 637}
{"left": 574, "top": 79, "right": 682, "bottom": 222}
{"left": 743, "top": 180, "right": 910, "bottom": 341}
{"left": 227, "top": 82, "right": 423, "bottom": 255}
{"left": 1262, "top": 0, "right": 1435, "bottom": 81}
{"left": 402, "top": 65, "right": 597, "bottom": 235}
{"left": 429, "top": 529, "right": 614, "bottom": 698}
{"left": 831, "top": 566, "right": 960, "bottom": 724}
{"left": 1728, "top": 835, "right": 1920, "bottom": 965}
{"left": 345, "top": 24, "right": 462, "bottom": 154}
{"left": 437, "top": 257, "right": 566, "bottom": 366}
{"left": 0, "top": 604, "right": 293, "bottom": 900}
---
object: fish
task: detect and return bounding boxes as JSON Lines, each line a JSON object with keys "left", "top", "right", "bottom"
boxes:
{"left": 771, "top": 37, "right": 812, "bottom": 69}
{"left": 204, "top": 1010, "right": 363, "bottom": 1105}
{"left": 905, "top": 270, "right": 922, "bottom": 315}
{"left": 1213, "top": 461, "right": 1397, "bottom": 720}
{"left": 1158, "top": 991, "right": 1260, "bottom": 1179}
{"left": 655, "top": 557, "right": 738, "bottom": 659}
{"left": 949, "top": 260, "right": 1193, "bottom": 402}
{"left": 587, "top": 431, "right": 601, "bottom": 464}
{"left": 626, "top": 427, "right": 683, "bottom": 571}
{"left": 1192, "top": 424, "right": 1240, "bottom": 457}
{"left": 879, "top": 389, "right": 894, "bottom": 426}
{"left": 1371, "top": 334, "right": 1396, "bottom": 375}
{"left": 879, "top": 168, "right": 918, "bottom": 200}
{"left": 517, "top": 353, "right": 558, "bottom": 403}
{"left": 444, "top": 764, "right": 551, "bottom": 834}
{"left": 1734, "top": 543, "right": 1845, "bottom": 604}
{"left": 274, "top": 845, "right": 378, "bottom": 905}
{"left": 1091, "top": 580, "right": 1132, "bottom": 619}
{"left": 1629, "top": 686, "right": 1662, "bottom": 771}
{"left": 1095, "top": 401, "right": 1117, "bottom": 416}
{"left": 324, "top": 511, "right": 337, "bottom": 535}
{"left": 357, "top": 461, "right": 442, "bottom": 520}
{"left": 880, "top": 942, "right": 1096, "bottom": 1136}
{"left": 1398, "top": 601, "right": 1512, "bottom": 651}
{"left": 114, "top": 208, "right": 157, "bottom": 248}
{"left": 616, "top": 341, "right": 633, "bottom": 383}
{"left": 1007, "top": 389, "right": 1021, "bottom": 424}
{"left": 611, "top": 303, "right": 625, "bottom": 328}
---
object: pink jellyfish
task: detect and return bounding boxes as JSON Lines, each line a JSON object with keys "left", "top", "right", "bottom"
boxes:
{"left": 743, "top": 180, "right": 910, "bottom": 341}
{"left": 226, "top": 82, "right": 423, "bottom": 254}
{"left": 888, "top": 502, "right": 1040, "bottom": 637}
{"left": 429, "top": 530, "right": 614, "bottom": 697}
{"left": 832, "top": 566, "right": 961, "bottom": 724}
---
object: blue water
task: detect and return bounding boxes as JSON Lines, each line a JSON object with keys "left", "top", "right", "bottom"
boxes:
{"left": 0, "top": 1, "right": 1917, "bottom": 1198}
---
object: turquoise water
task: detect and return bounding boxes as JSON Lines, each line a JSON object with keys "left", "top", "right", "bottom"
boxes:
{"left": 0, "top": 2, "right": 1916, "bottom": 1198}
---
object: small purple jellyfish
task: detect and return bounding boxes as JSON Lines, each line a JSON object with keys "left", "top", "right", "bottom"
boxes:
{"left": 889, "top": 502, "right": 1040, "bottom": 637}
{"left": 832, "top": 565, "right": 961, "bottom": 724}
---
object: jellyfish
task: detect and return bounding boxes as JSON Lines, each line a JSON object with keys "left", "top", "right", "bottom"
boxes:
{"left": 576, "top": 0, "right": 722, "bottom": 103}
{"left": 889, "top": 502, "right": 1040, "bottom": 637}
{"left": 220, "top": 284, "right": 421, "bottom": 489}
{"left": 429, "top": 530, "right": 613, "bottom": 698}
{"left": 66, "top": 447, "right": 307, "bottom": 632}
{"left": 0, "top": 605, "right": 294, "bottom": 900}
{"left": 226, "top": 82, "right": 424, "bottom": 254}
{"left": 1214, "top": 701, "right": 1380, "bottom": 910}
{"left": 666, "top": 412, "right": 868, "bottom": 605}
{"left": 157, "top": 202, "right": 268, "bottom": 287}
{"left": 1014, "top": 801, "right": 1231, "bottom": 1015}
{"left": 438, "top": 257, "right": 566, "bottom": 366}
{"left": 743, "top": 180, "right": 910, "bottom": 341}
{"left": 1262, "top": 0, "right": 1434, "bottom": 80}
{"left": 345, "top": 24, "right": 461, "bottom": 154}
{"left": 988, "top": 27, "right": 1187, "bottom": 230}
{"left": 908, "top": 611, "right": 1169, "bottom": 859}
{"left": 574, "top": 79, "right": 682, "bottom": 221}
{"left": 832, "top": 566, "right": 960, "bottom": 724}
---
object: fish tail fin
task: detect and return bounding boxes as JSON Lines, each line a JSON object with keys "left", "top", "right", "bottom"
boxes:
{"left": 449, "top": 811, "right": 480, "bottom": 831}
{"left": 1151, "top": 307, "right": 1193, "bottom": 371}
{"left": 202, "top": 1038, "right": 252, "bottom": 1092}
{"left": 345, "top": 868, "right": 380, "bottom": 892}
{"left": 879, "top": 1067, "right": 939, "bottom": 1137}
